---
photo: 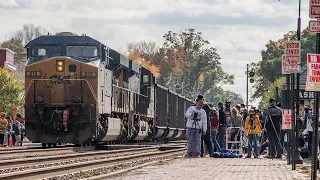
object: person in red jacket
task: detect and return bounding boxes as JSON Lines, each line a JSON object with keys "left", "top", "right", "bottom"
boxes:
{"left": 209, "top": 104, "right": 222, "bottom": 152}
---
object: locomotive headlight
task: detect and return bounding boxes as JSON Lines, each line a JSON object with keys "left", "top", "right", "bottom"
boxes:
{"left": 56, "top": 60, "right": 64, "bottom": 72}
{"left": 57, "top": 61, "right": 63, "bottom": 66}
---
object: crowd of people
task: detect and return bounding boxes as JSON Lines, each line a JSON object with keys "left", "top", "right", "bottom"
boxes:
{"left": 0, "top": 112, "right": 25, "bottom": 147}
{"left": 185, "top": 95, "right": 284, "bottom": 159}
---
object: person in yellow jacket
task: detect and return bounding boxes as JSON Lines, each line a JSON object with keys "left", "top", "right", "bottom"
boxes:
{"left": 244, "top": 109, "right": 262, "bottom": 158}
{"left": 0, "top": 112, "right": 8, "bottom": 147}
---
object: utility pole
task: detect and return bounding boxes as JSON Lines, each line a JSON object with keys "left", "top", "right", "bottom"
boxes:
{"left": 294, "top": 0, "right": 303, "bottom": 167}
{"left": 246, "top": 64, "right": 249, "bottom": 108}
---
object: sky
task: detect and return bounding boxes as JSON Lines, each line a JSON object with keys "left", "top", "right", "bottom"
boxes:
{"left": 0, "top": 0, "right": 310, "bottom": 106}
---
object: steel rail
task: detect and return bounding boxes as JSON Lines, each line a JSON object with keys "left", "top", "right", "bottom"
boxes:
{"left": 0, "top": 148, "right": 184, "bottom": 180}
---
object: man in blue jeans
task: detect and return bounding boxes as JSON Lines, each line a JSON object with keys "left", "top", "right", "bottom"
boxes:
{"left": 185, "top": 100, "right": 207, "bottom": 158}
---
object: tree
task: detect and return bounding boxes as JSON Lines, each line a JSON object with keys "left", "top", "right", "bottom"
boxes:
{"left": 127, "top": 48, "right": 161, "bottom": 77}
{"left": 261, "top": 78, "right": 282, "bottom": 107}
{"left": 161, "top": 29, "right": 234, "bottom": 98}
{"left": 0, "top": 23, "right": 48, "bottom": 80}
{"left": 11, "top": 23, "right": 48, "bottom": 44}
{"left": 126, "top": 29, "right": 234, "bottom": 100}
{"left": 0, "top": 68, "right": 24, "bottom": 114}
{"left": 251, "top": 27, "right": 316, "bottom": 100}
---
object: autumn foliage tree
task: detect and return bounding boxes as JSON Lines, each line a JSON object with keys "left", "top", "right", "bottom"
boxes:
{"left": 127, "top": 46, "right": 160, "bottom": 77}
{"left": 126, "top": 29, "right": 234, "bottom": 100}
{"left": 0, "top": 68, "right": 24, "bottom": 114}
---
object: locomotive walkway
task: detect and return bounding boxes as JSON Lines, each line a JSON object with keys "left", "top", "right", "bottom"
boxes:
{"left": 114, "top": 157, "right": 310, "bottom": 180}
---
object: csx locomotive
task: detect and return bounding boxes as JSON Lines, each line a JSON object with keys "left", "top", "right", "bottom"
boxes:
{"left": 24, "top": 32, "right": 193, "bottom": 147}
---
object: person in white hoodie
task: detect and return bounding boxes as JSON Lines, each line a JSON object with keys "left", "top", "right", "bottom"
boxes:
{"left": 185, "top": 100, "right": 207, "bottom": 158}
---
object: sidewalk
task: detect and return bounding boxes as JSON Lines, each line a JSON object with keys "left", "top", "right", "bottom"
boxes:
{"left": 113, "top": 157, "right": 310, "bottom": 180}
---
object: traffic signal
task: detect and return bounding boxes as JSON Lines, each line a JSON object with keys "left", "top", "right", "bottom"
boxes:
{"left": 249, "top": 70, "right": 255, "bottom": 83}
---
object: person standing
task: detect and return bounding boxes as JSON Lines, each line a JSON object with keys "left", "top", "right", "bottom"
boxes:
{"left": 185, "top": 100, "right": 207, "bottom": 158}
{"left": 209, "top": 104, "right": 222, "bottom": 152}
{"left": 12, "top": 119, "right": 21, "bottom": 146}
{"left": 263, "top": 98, "right": 282, "bottom": 158}
{"left": 217, "top": 102, "right": 226, "bottom": 149}
{"left": 228, "top": 107, "right": 243, "bottom": 150}
{"left": 201, "top": 103, "right": 214, "bottom": 157}
{"left": 244, "top": 109, "right": 262, "bottom": 158}
{"left": 16, "top": 114, "right": 24, "bottom": 146}
{"left": 0, "top": 113, "right": 8, "bottom": 147}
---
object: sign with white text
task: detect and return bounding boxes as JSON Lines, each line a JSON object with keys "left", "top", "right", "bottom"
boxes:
{"left": 282, "top": 55, "right": 301, "bottom": 74}
{"left": 309, "top": 20, "right": 320, "bottom": 32}
{"left": 282, "top": 109, "right": 292, "bottom": 130}
{"left": 310, "top": 0, "right": 320, "bottom": 19}
{"left": 306, "top": 53, "right": 320, "bottom": 91}
{"left": 282, "top": 41, "right": 301, "bottom": 74}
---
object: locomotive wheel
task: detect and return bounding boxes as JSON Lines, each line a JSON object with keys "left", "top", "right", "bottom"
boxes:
{"left": 47, "top": 143, "right": 52, "bottom": 148}
{"left": 42, "top": 143, "right": 46, "bottom": 148}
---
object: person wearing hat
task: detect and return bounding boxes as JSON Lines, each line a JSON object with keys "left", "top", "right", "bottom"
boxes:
{"left": 185, "top": 100, "right": 207, "bottom": 158}
{"left": 263, "top": 98, "right": 282, "bottom": 158}
{"left": 244, "top": 109, "right": 262, "bottom": 158}
{"left": 0, "top": 113, "right": 8, "bottom": 147}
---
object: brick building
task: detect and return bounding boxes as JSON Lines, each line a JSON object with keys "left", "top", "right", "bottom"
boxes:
{"left": 0, "top": 48, "right": 17, "bottom": 71}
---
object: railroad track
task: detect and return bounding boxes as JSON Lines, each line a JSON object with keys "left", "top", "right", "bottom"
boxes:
{"left": 0, "top": 146, "right": 184, "bottom": 180}
{"left": 0, "top": 144, "right": 160, "bottom": 161}
{"left": 0, "top": 146, "right": 94, "bottom": 161}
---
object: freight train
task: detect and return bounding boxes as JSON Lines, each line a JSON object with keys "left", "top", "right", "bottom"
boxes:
{"left": 24, "top": 32, "right": 193, "bottom": 148}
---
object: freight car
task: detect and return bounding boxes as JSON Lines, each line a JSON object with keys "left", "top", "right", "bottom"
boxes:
{"left": 24, "top": 32, "right": 193, "bottom": 147}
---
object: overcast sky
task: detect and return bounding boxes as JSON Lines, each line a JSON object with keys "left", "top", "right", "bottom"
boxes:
{"left": 0, "top": 0, "right": 310, "bottom": 106}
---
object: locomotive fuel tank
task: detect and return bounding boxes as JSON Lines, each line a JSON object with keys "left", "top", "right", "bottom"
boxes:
{"left": 24, "top": 56, "right": 98, "bottom": 145}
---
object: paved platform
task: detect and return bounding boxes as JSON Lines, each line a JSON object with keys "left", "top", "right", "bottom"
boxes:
{"left": 113, "top": 157, "right": 310, "bottom": 180}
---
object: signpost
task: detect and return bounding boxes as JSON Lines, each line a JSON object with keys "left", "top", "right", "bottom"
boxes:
{"left": 282, "top": 109, "right": 292, "bottom": 129}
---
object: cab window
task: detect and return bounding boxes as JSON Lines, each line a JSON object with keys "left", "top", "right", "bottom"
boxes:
{"left": 31, "top": 46, "right": 62, "bottom": 57}
{"left": 66, "top": 46, "right": 98, "bottom": 58}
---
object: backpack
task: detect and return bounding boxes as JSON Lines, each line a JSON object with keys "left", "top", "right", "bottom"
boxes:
{"left": 210, "top": 110, "right": 219, "bottom": 129}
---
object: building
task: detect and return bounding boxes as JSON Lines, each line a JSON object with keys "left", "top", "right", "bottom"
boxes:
{"left": 0, "top": 48, "right": 17, "bottom": 71}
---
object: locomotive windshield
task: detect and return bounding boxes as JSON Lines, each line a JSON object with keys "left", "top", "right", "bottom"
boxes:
{"left": 66, "top": 45, "right": 98, "bottom": 61}
{"left": 27, "top": 45, "right": 62, "bottom": 64}
{"left": 31, "top": 45, "right": 61, "bottom": 58}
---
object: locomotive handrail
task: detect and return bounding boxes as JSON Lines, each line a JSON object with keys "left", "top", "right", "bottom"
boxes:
{"left": 112, "top": 84, "right": 149, "bottom": 98}
{"left": 24, "top": 79, "right": 98, "bottom": 103}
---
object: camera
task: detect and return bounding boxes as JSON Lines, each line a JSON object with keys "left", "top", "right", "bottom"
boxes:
{"left": 225, "top": 101, "right": 231, "bottom": 112}
{"left": 193, "top": 112, "right": 199, "bottom": 121}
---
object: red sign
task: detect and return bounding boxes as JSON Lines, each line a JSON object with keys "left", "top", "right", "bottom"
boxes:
{"left": 309, "top": 20, "right": 320, "bottom": 32}
{"left": 306, "top": 53, "right": 320, "bottom": 91}
{"left": 282, "top": 109, "right": 292, "bottom": 129}
{"left": 310, "top": 0, "right": 320, "bottom": 19}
